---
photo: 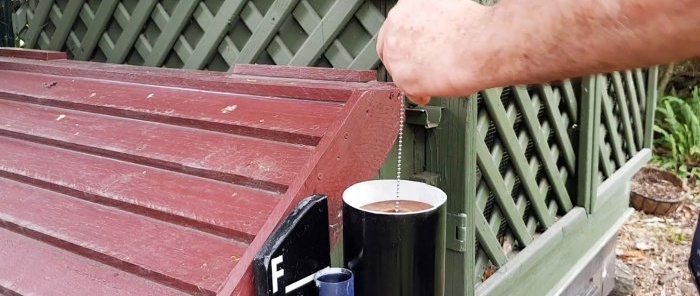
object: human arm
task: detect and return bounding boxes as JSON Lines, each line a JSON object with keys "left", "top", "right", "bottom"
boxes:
{"left": 376, "top": 0, "right": 700, "bottom": 105}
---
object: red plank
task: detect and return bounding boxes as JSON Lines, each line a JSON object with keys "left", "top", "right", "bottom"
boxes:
{"left": 0, "top": 70, "right": 341, "bottom": 145}
{"left": 0, "top": 48, "right": 67, "bottom": 60}
{"left": 218, "top": 88, "right": 403, "bottom": 296}
{"left": 0, "top": 99, "right": 312, "bottom": 190}
{"left": 0, "top": 57, "right": 362, "bottom": 102}
{"left": 0, "top": 177, "right": 244, "bottom": 295}
{"left": 0, "top": 137, "right": 278, "bottom": 241}
{"left": 0, "top": 228, "right": 188, "bottom": 296}
{"left": 230, "top": 64, "right": 377, "bottom": 82}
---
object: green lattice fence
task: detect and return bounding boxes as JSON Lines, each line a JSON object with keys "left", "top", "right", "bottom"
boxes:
{"left": 598, "top": 69, "right": 656, "bottom": 184}
{"left": 13, "top": 0, "right": 384, "bottom": 71}
{"left": 473, "top": 82, "right": 578, "bottom": 282}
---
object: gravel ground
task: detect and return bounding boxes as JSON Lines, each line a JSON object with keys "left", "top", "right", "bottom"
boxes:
{"left": 616, "top": 185, "right": 700, "bottom": 296}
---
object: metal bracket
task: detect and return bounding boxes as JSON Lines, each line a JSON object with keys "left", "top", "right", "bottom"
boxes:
{"left": 405, "top": 105, "right": 444, "bottom": 129}
{"left": 447, "top": 213, "right": 467, "bottom": 252}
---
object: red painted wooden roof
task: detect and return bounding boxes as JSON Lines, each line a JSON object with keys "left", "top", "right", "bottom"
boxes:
{"left": 0, "top": 48, "right": 401, "bottom": 296}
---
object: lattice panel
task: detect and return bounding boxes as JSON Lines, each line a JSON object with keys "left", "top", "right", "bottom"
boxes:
{"left": 598, "top": 69, "right": 649, "bottom": 184}
{"left": 473, "top": 82, "right": 578, "bottom": 283}
{"left": 16, "top": 0, "right": 384, "bottom": 71}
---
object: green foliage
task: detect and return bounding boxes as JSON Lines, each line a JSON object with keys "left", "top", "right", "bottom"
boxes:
{"left": 651, "top": 87, "right": 700, "bottom": 182}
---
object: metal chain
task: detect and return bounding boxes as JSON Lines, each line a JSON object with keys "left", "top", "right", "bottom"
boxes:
{"left": 395, "top": 96, "right": 405, "bottom": 211}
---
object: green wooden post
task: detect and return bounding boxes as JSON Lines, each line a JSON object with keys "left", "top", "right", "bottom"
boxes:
{"left": 643, "top": 66, "right": 659, "bottom": 148}
{"left": 426, "top": 95, "right": 477, "bottom": 296}
{"left": 576, "top": 76, "right": 601, "bottom": 212}
{"left": 0, "top": 0, "right": 13, "bottom": 47}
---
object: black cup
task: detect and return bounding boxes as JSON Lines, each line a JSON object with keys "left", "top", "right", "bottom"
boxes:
{"left": 342, "top": 180, "right": 447, "bottom": 296}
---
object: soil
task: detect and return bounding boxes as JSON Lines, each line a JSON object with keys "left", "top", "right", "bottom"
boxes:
{"left": 631, "top": 168, "right": 685, "bottom": 202}
{"left": 616, "top": 185, "right": 700, "bottom": 295}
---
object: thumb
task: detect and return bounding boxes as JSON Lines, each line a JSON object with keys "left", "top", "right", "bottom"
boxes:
{"left": 407, "top": 95, "right": 431, "bottom": 106}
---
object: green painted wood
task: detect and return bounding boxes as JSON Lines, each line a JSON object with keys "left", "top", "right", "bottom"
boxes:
{"left": 106, "top": 0, "right": 157, "bottom": 64}
{"left": 643, "top": 66, "right": 659, "bottom": 148}
{"left": 235, "top": 0, "right": 300, "bottom": 64}
{"left": 560, "top": 79, "right": 578, "bottom": 122}
{"left": 600, "top": 82, "right": 626, "bottom": 167}
{"left": 475, "top": 159, "right": 640, "bottom": 296}
{"left": 347, "top": 2, "right": 383, "bottom": 70}
{"left": 23, "top": 0, "right": 54, "bottom": 48}
{"left": 611, "top": 72, "right": 638, "bottom": 156}
{"left": 289, "top": 0, "right": 363, "bottom": 66}
{"left": 0, "top": 0, "right": 13, "bottom": 47}
{"left": 48, "top": 0, "right": 84, "bottom": 50}
{"left": 539, "top": 84, "right": 576, "bottom": 174}
{"left": 425, "top": 96, "right": 477, "bottom": 296}
{"left": 74, "top": 0, "right": 118, "bottom": 60}
{"left": 635, "top": 69, "right": 648, "bottom": 112}
{"left": 512, "top": 86, "right": 573, "bottom": 212}
{"left": 575, "top": 77, "right": 600, "bottom": 211}
{"left": 144, "top": 0, "right": 199, "bottom": 67}
{"left": 475, "top": 208, "right": 508, "bottom": 267}
{"left": 482, "top": 88, "right": 554, "bottom": 228}
{"left": 184, "top": 0, "right": 247, "bottom": 69}
{"left": 599, "top": 140, "right": 615, "bottom": 179}
{"left": 476, "top": 139, "right": 533, "bottom": 247}
{"left": 624, "top": 70, "right": 645, "bottom": 148}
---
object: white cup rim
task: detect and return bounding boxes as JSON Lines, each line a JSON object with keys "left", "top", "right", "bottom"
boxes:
{"left": 342, "top": 180, "right": 447, "bottom": 215}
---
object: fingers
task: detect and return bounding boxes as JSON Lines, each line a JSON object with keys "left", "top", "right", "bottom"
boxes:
{"left": 406, "top": 94, "right": 431, "bottom": 106}
{"left": 376, "top": 24, "right": 386, "bottom": 62}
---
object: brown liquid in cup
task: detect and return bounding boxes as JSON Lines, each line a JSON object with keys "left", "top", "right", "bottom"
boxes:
{"left": 361, "top": 200, "right": 433, "bottom": 213}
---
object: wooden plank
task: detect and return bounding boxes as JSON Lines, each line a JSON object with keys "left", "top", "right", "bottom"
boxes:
{"left": 538, "top": 85, "right": 576, "bottom": 173}
{"left": 476, "top": 139, "right": 533, "bottom": 247}
{"left": 348, "top": 2, "right": 384, "bottom": 70}
{"left": 0, "top": 228, "right": 189, "bottom": 296}
{"left": 0, "top": 47, "right": 66, "bottom": 60}
{"left": 600, "top": 86, "right": 626, "bottom": 167}
{"left": 575, "top": 76, "right": 601, "bottom": 211}
{"left": 513, "top": 86, "right": 573, "bottom": 212}
{"left": 0, "top": 57, "right": 360, "bottom": 102}
{"left": 23, "top": 0, "right": 55, "bottom": 48}
{"left": 288, "top": 0, "right": 363, "bottom": 66}
{"left": 0, "top": 99, "right": 311, "bottom": 190}
{"left": 611, "top": 72, "right": 638, "bottom": 156}
{"left": 475, "top": 213, "right": 508, "bottom": 267}
{"left": 0, "top": 177, "right": 245, "bottom": 295}
{"left": 48, "top": 0, "right": 85, "bottom": 50}
{"left": 624, "top": 70, "right": 645, "bottom": 148}
{"left": 559, "top": 79, "right": 578, "bottom": 122}
{"left": 644, "top": 66, "right": 659, "bottom": 148}
{"left": 482, "top": 89, "right": 554, "bottom": 228}
{"left": 424, "top": 95, "right": 478, "bottom": 296}
{"left": 235, "top": 0, "right": 301, "bottom": 64}
{"left": 73, "top": 0, "right": 119, "bottom": 60}
{"left": 635, "top": 69, "right": 648, "bottom": 111}
{"left": 0, "top": 136, "right": 278, "bottom": 241}
{"left": 184, "top": 0, "right": 248, "bottom": 69}
{"left": 218, "top": 87, "right": 402, "bottom": 296}
{"left": 0, "top": 70, "right": 342, "bottom": 145}
{"left": 144, "top": 0, "right": 199, "bottom": 67}
{"left": 106, "top": 0, "right": 157, "bottom": 64}
{"left": 231, "top": 63, "right": 376, "bottom": 82}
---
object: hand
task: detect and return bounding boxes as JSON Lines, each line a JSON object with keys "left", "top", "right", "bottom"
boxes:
{"left": 377, "top": 0, "right": 491, "bottom": 105}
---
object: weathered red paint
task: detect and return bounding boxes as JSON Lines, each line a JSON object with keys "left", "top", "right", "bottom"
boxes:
{"left": 0, "top": 47, "right": 67, "bottom": 60}
{"left": 0, "top": 50, "right": 401, "bottom": 296}
{"left": 230, "top": 64, "right": 377, "bottom": 82}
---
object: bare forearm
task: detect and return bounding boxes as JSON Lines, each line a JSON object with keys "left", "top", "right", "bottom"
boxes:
{"left": 468, "top": 0, "right": 700, "bottom": 90}
{"left": 377, "top": 0, "right": 700, "bottom": 103}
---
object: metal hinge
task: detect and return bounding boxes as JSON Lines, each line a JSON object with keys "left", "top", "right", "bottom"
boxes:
{"left": 405, "top": 105, "right": 444, "bottom": 129}
{"left": 447, "top": 213, "right": 467, "bottom": 252}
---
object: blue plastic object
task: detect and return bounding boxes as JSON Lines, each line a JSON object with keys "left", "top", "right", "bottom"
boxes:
{"left": 314, "top": 267, "right": 354, "bottom": 296}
